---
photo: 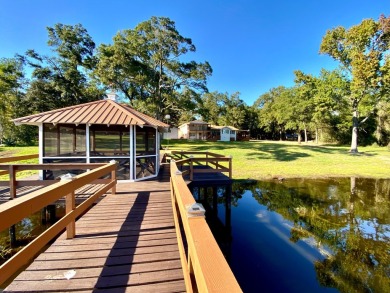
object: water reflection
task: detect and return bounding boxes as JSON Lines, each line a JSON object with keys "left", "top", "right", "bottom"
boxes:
{"left": 0, "top": 204, "right": 65, "bottom": 265}
{"left": 205, "top": 177, "right": 390, "bottom": 293}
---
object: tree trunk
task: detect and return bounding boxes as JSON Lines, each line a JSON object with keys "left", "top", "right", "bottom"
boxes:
{"left": 297, "top": 131, "right": 302, "bottom": 144}
{"left": 315, "top": 127, "right": 319, "bottom": 144}
{"left": 304, "top": 128, "right": 308, "bottom": 143}
{"left": 350, "top": 110, "right": 359, "bottom": 153}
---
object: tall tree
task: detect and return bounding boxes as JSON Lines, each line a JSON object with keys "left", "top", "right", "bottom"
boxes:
{"left": 255, "top": 86, "right": 290, "bottom": 140}
{"left": 312, "top": 69, "right": 350, "bottom": 143}
{"left": 220, "top": 92, "right": 247, "bottom": 128}
{"left": 199, "top": 91, "right": 226, "bottom": 124}
{"left": 95, "top": 16, "right": 212, "bottom": 119}
{"left": 320, "top": 14, "right": 390, "bottom": 153}
{"left": 20, "top": 23, "right": 104, "bottom": 112}
{"left": 0, "top": 58, "right": 30, "bottom": 144}
{"left": 293, "top": 71, "right": 317, "bottom": 143}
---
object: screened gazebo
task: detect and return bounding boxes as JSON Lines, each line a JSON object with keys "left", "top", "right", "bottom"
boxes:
{"left": 13, "top": 99, "right": 169, "bottom": 181}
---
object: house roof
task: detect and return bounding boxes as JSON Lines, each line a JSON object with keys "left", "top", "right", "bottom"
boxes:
{"left": 210, "top": 125, "right": 239, "bottom": 131}
{"left": 178, "top": 120, "right": 209, "bottom": 128}
{"left": 12, "top": 99, "right": 169, "bottom": 128}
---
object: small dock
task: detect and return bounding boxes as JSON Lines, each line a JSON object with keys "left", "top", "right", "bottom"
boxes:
{"left": 4, "top": 166, "right": 186, "bottom": 292}
{"left": 1, "top": 152, "right": 241, "bottom": 292}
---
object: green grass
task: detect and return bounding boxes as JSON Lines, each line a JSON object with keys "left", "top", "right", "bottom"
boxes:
{"left": 2, "top": 141, "right": 390, "bottom": 180}
{"left": 0, "top": 146, "right": 39, "bottom": 179}
{"left": 163, "top": 140, "right": 390, "bottom": 179}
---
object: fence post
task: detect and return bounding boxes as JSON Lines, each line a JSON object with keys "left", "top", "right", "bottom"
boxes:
{"left": 190, "top": 156, "right": 194, "bottom": 181}
{"left": 61, "top": 174, "right": 76, "bottom": 239}
{"left": 65, "top": 191, "right": 75, "bottom": 239}
{"left": 110, "top": 160, "right": 117, "bottom": 195}
{"left": 9, "top": 165, "right": 16, "bottom": 199}
{"left": 229, "top": 155, "right": 233, "bottom": 179}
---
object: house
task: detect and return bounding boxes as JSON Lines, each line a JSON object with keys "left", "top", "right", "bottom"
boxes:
{"left": 12, "top": 99, "right": 168, "bottom": 181}
{"left": 162, "top": 127, "right": 179, "bottom": 140}
{"left": 178, "top": 120, "right": 210, "bottom": 140}
{"left": 178, "top": 121, "right": 250, "bottom": 142}
{"left": 209, "top": 125, "right": 238, "bottom": 141}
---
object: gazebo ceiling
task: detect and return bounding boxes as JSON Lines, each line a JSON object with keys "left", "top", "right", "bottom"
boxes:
{"left": 13, "top": 99, "right": 169, "bottom": 127}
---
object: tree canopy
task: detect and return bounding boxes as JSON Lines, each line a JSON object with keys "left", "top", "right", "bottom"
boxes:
{"left": 94, "top": 16, "right": 212, "bottom": 120}
{"left": 1, "top": 15, "right": 390, "bottom": 148}
{"left": 320, "top": 14, "right": 390, "bottom": 152}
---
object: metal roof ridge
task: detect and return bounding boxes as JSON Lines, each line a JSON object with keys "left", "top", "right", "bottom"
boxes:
{"left": 106, "top": 100, "right": 146, "bottom": 125}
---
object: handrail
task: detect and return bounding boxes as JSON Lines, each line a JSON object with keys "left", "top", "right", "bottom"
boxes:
{"left": 173, "top": 152, "right": 232, "bottom": 180}
{"left": 0, "top": 163, "right": 110, "bottom": 199}
{"left": 170, "top": 160, "right": 242, "bottom": 292}
{"left": 0, "top": 154, "right": 38, "bottom": 176}
{"left": 0, "top": 154, "right": 38, "bottom": 164}
{"left": 171, "top": 151, "right": 225, "bottom": 158}
{"left": 0, "top": 162, "right": 117, "bottom": 286}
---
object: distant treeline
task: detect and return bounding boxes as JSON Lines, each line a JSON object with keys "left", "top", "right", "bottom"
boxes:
{"left": 1, "top": 15, "right": 389, "bottom": 152}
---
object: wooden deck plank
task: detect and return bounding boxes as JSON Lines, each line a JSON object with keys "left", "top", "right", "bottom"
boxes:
{"left": 4, "top": 167, "right": 186, "bottom": 292}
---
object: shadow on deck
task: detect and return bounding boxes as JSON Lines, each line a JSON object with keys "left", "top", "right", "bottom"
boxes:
{"left": 4, "top": 164, "right": 186, "bottom": 292}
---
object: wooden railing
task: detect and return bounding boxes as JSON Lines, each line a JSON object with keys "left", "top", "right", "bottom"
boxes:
{"left": 0, "top": 163, "right": 114, "bottom": 199}
{"left": 170, "top": 151, "right": 232, "bottom": 180}
{"left": 0, "top": 154, "right": 38, "bottom": 176}
{"left": 0, "top": 162, "right": 117, "bottom": 286}
{"left": 170, "top": 160, "right": 242, "bottom": 292}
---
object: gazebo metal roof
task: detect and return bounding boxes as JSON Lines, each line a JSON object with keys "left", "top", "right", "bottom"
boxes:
{"left": 13, "top": 99, "right": 169, "bottom": 127}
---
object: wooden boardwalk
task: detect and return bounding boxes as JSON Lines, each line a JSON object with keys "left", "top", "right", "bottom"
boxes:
{"left": 4, "top": 166, "right": 186, "bottom": 292}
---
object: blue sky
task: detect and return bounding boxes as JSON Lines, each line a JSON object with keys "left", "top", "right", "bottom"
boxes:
{"left": 1, "top": 0, "right": 389, "bottom": 105}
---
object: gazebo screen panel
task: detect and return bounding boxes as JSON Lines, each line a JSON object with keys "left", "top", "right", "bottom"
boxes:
{"left": 89, "top": 125, "right": 130, "bottom": 156}
{"left": 90, "top": 158, "right": 130, "bottom": 180}
{"left": 135, "top": 127, "right": 156, "bottom": 156}
{"left": 135, "top": 156, "right": 156, "bottom": 179}
{"left": 43, "top": 124, "right": 86, "bottom": 157}
{"left": 42, "top": 158, "right": 87, "bottom": 179}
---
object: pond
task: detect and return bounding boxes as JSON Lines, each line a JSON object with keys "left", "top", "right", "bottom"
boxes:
{"left": 0, "top": 204, "right": 65, "bottom": 268}
{"left": 190, "top": 177, "right": 390, "bottom": 293}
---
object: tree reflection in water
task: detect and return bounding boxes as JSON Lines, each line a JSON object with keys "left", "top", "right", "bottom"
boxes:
{"left": 0, "top": 204, "right": 65, "bottom": 265}
{"left": 231, "top": 177, "right": 389, "bottom": 293}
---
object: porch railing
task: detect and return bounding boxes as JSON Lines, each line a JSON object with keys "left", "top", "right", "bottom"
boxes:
{"left": 169, "top": 158, "right": 242, "bottom": 292}
{"left": 0, "top": 162, "right": 117, "bottom": 286}
{"left": 0, "top": 163, "right": 115, "bottom": 199}
{"left": 170, "top": 151, "right": 232, "bottom": 180}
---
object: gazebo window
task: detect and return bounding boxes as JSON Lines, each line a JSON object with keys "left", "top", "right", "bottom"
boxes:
{"left": 136, "top": 127, "right": 156, "bottom": 156}
{"left": 43, "top": 124, "right": 86, "bottom": 157}
{"left": 89, "top": 125, "right": 130, "bottom": 156}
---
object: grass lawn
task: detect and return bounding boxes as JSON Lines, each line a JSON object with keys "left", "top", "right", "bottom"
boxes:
{"left": 0, "top": 145, "right": 39, "bottom": 179}
{"left": 1, "top": 141, "right": 389, "bottom": 180}
{"left": 163, "top": 140, "right": 390, "bottom": 179}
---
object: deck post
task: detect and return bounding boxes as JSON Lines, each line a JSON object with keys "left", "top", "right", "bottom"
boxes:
{"left": 110, "top": 160, "right": 117, "bottom": 195}
{"left": 190, "top": 156, "right": 194, "bottom": 181}
{"left": 66, "top": 192, "right": 76, "bottom": 239}
{"left": 9, "top": 165, "right": 16, "bottom": 199}
{"left": 229, "top": 155, "right": 232, "bottom": 179}
{"left": 61, "top": 174, "right": 76, "bottom": 239}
